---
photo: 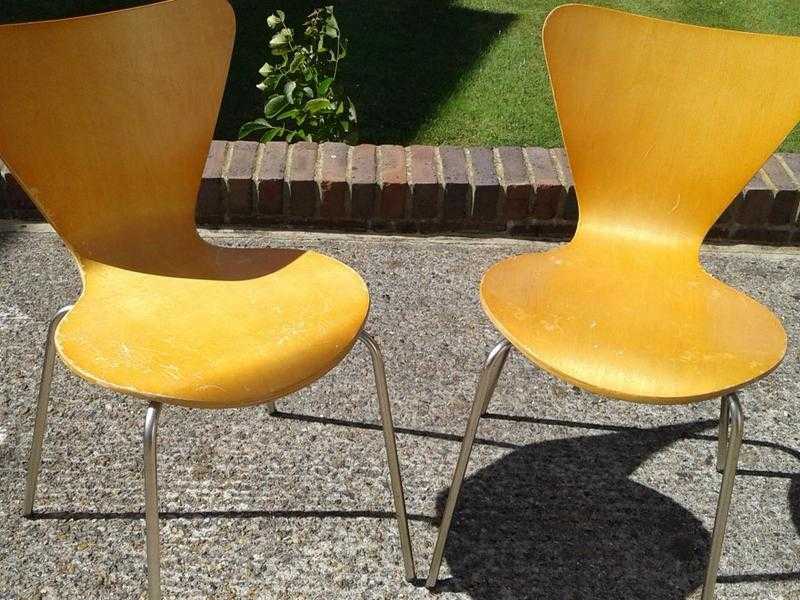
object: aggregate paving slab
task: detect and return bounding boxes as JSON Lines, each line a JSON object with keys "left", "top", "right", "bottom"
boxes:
{"left": 1, "top": 224, "right": 799, "bottom": 599}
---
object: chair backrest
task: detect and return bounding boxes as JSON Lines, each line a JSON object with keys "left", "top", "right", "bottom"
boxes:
{"left": 0, "top": 0, "right": 234, "bottom": 271}
{"left": 543, "top": 4, "right": 800, "bottom": 253}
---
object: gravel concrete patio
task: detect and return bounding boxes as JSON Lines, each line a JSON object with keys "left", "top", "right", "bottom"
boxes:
{"left": 1, "top": 224, "right": 799, "bottom": 600}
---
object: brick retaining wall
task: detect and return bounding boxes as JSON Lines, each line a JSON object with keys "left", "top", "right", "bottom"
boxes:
{"left": 2, "top": 142, "right": 800, "bottom": 244}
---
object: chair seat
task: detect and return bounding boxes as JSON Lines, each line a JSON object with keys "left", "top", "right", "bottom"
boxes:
{"left": 55, "top": 245, "right": 370, "bottom": 408}
{"left": 480, "top": 244, "right": 787, "bottom": 404}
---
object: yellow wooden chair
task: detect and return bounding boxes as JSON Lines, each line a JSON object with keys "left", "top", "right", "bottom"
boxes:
{"left": 0, "top": 1, "right": 415, "bottom": 597}
{"left": 426, "top": 5, "right": 800, "bottom": 598}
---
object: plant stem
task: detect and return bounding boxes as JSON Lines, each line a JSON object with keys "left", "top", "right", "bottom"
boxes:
{"left": 280, "top": 15, "right": 297, "bottom": 52}
{"left": 333, "top": 34, "right": 340, "bottom": 81}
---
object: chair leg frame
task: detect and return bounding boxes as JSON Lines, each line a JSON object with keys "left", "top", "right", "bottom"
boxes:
{"left": 425, "top": 343, "right": 745, "bottom": 600}
{"left": 716, "top": 396, "right": 730, "bottom": 474}
{"left": 702, "top": 392, "right": 744, "bottom": 600}
{"left": 358, "top": 330, "right": 417, "bottom": 582}
{"left": 143, "top": 402, "right": 162, "bottom": 599}
{"left": 24, "top": 312, "right": 415, "bottom": 598}
{"left": 23, "top": 304, "right": 72, "bottom": 517}
{"left": 425, "top": 339, "right": 513, "bottom": 588}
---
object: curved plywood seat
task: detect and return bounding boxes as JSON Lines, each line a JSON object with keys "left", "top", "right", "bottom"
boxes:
{"left": 480, "top": 4, "right": 800, "bottom": 403}
{"left": 481, "top": 241, "right": 785, "bottom": 403}
{"left": 57, "top": 246, "right": 369, "bottom": 408}
{"left": 0, "top": 0, "right": 370, "bottom": 408}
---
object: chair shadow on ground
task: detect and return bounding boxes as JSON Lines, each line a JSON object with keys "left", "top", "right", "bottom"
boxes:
{"left": 433, "top": 418, "right": 716, "bottom": 600}
{"left": 26, "top": 408, "right": 800, "bottom": 595}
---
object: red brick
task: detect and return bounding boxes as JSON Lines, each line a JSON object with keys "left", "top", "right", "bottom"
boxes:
{"left": 467, "top": 147, "right": 500, "bottom": 221}
{"left": 781, "top": 153, "right": 800, "bottom": 226}
{"left": 736, "top": 171, "right": 773, "bottom": 225}
{"left": 524, "top": 147, "right": 563, "bottom": 220}
{"left": 197, "top": 140, "right": 226, "bottom": 220}
{"left": 439, "top": 146, "right": 469, "bottom": 220}
{"left": 0, "top": 160, "right": 39, "bottom": 217}
{"left": 705, "top": 227, "right": 730, "bottom": 241}
{"left": 509, "top": 220, "right": 576, "bottom": 239}
{"left": 709, "top": 196, "right": 737, "bottom": 239}
{"left": 716, "top": 196, "right": 737, "bottom": 224}
{"left": 0, "top": 159, "right": 8, "bottom": 213}
{"left": 350, "top": 144, "right": 377, "bottom": 220}
{"left": 318, "top": 142, "right": 349, "bottom": 219}
{"left": 551, "top": 148, "right": 578, "bottom": 221}
{"left": 497, "top": 146, "right": 530, "bottom": 220}
{"left": 409, "top": 145, "right": 439, "bottom": 219}
{"left": 287, "top": 141, "right": 318, "bottom": 218}
{"left": 378, "top": 145, "right": 407, "bottom": 220}
{"left": 256, "top": 142, "right": 287, "bottom": 215}
{"left": 766, "top": 154, "right": 800, "bottom": 225}
{"left": 6, "top": 172, "right": 36, "bottom": 212}
{"left": 731, "top": 227, "right": 791, "bottom": 244}
{"left": 225, "top": 141, "right": 258, "bottom": 217}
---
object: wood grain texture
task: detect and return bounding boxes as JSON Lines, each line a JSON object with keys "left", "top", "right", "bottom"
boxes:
{"left": 481, "top": 4, "right": 799, "bottom": 403}
{"left": 0, "top": 0, "right": 370, "bottom": 407}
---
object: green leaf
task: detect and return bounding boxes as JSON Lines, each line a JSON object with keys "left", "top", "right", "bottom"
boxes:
{"left": 288, "top": 53, "right": 305, "bottom": 72}
{"left": 275, "top": 108, "right": 301, "bottom": 121}
{"left": 284, "top": 80, "right": 297, "bottom": 103}
{"left": 305, "top": 98, "right": 334, "bottom": 113}
{"left": 269, "top": 28, "right": 292, "bottom": 48}
{"left": 317, "top": 77, "right": 334, "bottom": 95}
{"left": 238, "top": 118, "right": 269, "bottom": 139}
{"left": 265, "top": 95, "right": 288, "bottom": 117}
{"left": 260, "top": 127, "right": 281, "bottom": 143}
{"left": 249, "top": 6, "right": 353, "bottom": 145}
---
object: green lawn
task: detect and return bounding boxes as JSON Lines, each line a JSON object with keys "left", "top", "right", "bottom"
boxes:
{"left": 3, "top": 1, "right": 800, "bottom": 150}
{"left": 390, "top": 0, "right": 800, "bottom": 151}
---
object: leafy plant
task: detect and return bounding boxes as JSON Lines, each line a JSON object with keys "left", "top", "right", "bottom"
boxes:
{"left": 239, "top": 6, "right": 357, "bottom": 144}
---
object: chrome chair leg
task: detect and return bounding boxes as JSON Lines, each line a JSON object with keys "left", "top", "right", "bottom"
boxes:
{"left": 480, "top": 341, "right": 511, "bottom": 416}
{"left": 144, "top": 402, "right": 163, "bottom": 600}
{"left": 716, "top": 396, "right": 730, "bottom": 474}
{"left": 23, "top": 305, "right": 72, "bottom": 517}
{"left": 357, "top": 331, "right": 416, "bottom": 582}
{"left": 425, "top": 340, "right": 512, "bottom": 589}
{"left": 265, "top": 401, "right": 278, "bottom": 415}
{"left": 702, "top": 392, "right": 744, "bottom": 600}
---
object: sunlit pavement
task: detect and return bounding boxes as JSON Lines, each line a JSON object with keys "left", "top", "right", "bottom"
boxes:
{"left": 1, "top": 224, "right": 798, "bottom": 599}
